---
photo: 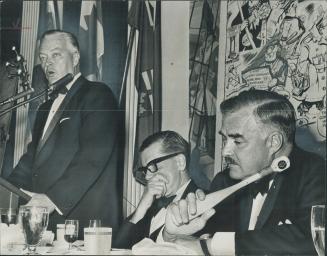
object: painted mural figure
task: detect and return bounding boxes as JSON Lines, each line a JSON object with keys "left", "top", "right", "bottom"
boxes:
{"left": 223, "top": 0, "right": 326, "bottom": 154}
{"left": 260, "top": 41, "right": 288, "bottom": 91}
{"left": 293, "top": 13, "right": 327, "bottom": 116}
{"left": 229, "top": 0, "right": 271, "bottom": 55}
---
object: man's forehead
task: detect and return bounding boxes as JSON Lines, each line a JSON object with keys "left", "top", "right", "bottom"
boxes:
{"left": 40, "top": 35, "right": 67, "bottom": 51}
{"left": 221, "top": 107, "right": 258, "bottom": 134}
{"left": 140, "top": 141, "right": 163, "bottom": 165}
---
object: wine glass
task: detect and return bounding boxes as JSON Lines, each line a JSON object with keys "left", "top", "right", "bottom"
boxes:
{"left": 19, "top": 206, "right": 49, "bottom": 255}
{"left": 64, "top": 220, "right": 79, "bottom": 250}
{"left": 89, "top": 219, "right": 102, "bottom": 228}
{"left": 0, "top": 208, "right": 18, "bottom": 226}
{"left": 311, "top": 205, "right": 325, "bottom": 256}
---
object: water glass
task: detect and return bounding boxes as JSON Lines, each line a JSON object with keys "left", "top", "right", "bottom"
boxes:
{"left": 311, "top": 205, "right": 325, "bottom": 256}
{"left": 19, "top": 206, "right": 49, "bottom": 255}
{"left": 64, "top": 220, "right": 79, "bottom": 250}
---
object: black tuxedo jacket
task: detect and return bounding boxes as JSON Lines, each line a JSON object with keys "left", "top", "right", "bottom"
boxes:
{"left": 204, "top": 145, "right": 325, "bottom": 255}
{"left": 8, "top": 76, "right": 122, "bottom": 236}
{"left": 113, "top": 180, "right": 199, "bottom": 249}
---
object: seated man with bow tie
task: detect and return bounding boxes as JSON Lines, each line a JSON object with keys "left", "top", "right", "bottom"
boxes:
{"left": 7, "top": 30, "right": 121, "bottom": 236}
{"left": 162, "top": 90, "right": 325, "bottom": 255}
{"left": 114, "top": 130, "right": 201, "bottom": 249}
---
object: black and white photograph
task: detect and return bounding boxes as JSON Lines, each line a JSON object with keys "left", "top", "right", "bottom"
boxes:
{"left": 0, "top": 0, "right": 325, "bottom": 255}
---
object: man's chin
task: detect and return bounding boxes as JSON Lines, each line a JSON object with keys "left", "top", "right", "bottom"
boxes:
{"left": 228, "top": 166, "right": 244, "bottom": 180}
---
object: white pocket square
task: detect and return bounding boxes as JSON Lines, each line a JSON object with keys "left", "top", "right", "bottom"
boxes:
{"left": 278, "top": 219, "right": 292, "bottom": 225}
{"left": 59, "top": 117, "right": 70, "bottom": 123}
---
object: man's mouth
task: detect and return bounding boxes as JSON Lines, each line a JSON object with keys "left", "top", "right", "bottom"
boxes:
{"left": 46, "top": 70, "right": 56, "bottom": 78}
{"left": 225, "top": 157, "right": 238, "bottom": 166}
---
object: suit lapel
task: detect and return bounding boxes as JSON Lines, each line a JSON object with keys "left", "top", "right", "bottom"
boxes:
{"left": 255, "top": 174, "right": 285, "bottom": 229}
{"left": 36, "top": 77, "right": 85, "bottom": 156}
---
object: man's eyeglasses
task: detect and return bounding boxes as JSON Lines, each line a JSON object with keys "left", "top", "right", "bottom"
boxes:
{"left": 133, "top": 152, "right": 183, "bottom": 185}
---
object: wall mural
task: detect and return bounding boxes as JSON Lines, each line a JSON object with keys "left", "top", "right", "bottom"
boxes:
{"left": 218, "top": 0, "right": 326, "bottom": 156}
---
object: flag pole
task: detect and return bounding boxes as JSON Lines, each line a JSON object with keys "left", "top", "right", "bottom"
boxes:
{"left": 119, "top": 26, "right": 136, "bottom": 107}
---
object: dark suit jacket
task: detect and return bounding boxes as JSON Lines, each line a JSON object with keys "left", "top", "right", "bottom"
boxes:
{"left": 8, "top": 76, "right": 122, "bottom": 237}
{"left": 204, "top": 145, "right": 325, "bottom": 255}
{"left": 114, "top": 180, "right": 199, "bottom": 249}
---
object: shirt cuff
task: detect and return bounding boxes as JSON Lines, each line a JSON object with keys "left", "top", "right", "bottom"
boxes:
{"left": 48, "top": 197, "right": 63, "bottom": 215}
{"left": 210, "top": 232, "right": 235, "bottom": 255}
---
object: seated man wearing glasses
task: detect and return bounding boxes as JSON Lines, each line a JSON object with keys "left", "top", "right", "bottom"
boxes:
{"left": 114, "top": 130, "right": 201, "bottom": 248}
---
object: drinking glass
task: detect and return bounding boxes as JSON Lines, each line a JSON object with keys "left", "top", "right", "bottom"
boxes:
{"left": 89, "top": 219, "right": 102, "bottom": 228}
{"left": 64, "top": 220, "right": 79, "bottom": 250}
{"left": 311, "top": 205, "right": 325, "bottom": 256}
{"left": 0, "top": 208, "right": 18, "bottom": 226}
{"left": 19, "top": 206, "right": 49, "bottom": 255}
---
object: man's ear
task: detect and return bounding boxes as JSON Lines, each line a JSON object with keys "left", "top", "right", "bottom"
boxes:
{"left": 176, "top": 154, "right": 187, "bottom": 171}
{"left": 267, "top": 131, "right": 284, "bottom": 155}
{"left": 73, "top": 51, "right": 80, "bottom": 67}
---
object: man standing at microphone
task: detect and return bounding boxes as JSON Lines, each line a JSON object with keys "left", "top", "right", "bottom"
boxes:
{"left": 7, "top": 30, "right": 121, "bottom": 236}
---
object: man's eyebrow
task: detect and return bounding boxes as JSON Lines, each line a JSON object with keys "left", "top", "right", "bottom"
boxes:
{"left": 39, "top": 47, "right": 62, "bottom": 54}
{"left": 219, "top": 130, "right": 243, "bottom": 139}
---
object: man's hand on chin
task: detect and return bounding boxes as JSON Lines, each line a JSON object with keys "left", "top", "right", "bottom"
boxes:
{"left": 21, "top": 189, "right": 56, "bottom": 214}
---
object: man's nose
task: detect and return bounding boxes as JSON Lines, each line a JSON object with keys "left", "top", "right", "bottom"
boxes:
{"left": 44, "top": 57, "right": 54, "bottom": 67}
{"left": 145, "top": 171, "right": 155, "bottom": 181}
{"left": 222, "top": 140, "right": 233, "bottom": 157}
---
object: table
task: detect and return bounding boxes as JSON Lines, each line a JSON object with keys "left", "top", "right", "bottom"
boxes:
{"left": 1, "top": 241, "right": 132, "bottom": 255}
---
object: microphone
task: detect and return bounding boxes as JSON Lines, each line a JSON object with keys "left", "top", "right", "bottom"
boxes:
{"left": 0, "top": 88, "right": 34, "bottom": 106}
{"left": 190, "top": 156, "right": 290, "bottom": 220}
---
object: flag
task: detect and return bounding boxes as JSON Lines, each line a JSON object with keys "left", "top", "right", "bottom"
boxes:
{"left": 79, "top": 1, "right": 104, "bottom": 81}
{"left": 129, "top": 0, "right": 162, "bottom": 167}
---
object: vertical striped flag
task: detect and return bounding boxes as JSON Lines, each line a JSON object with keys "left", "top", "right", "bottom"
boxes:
{"left": 128, "top": 0, "right": 162, "bottom": 167}
{"left": 79, "top": 0, "right": 104, "bottom": 81}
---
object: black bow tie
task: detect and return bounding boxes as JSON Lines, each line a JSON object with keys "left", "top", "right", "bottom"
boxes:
{"left": 250, "top": 174, "right": 273, "bottom": 198}
{"left": 49, "top": 85, "right": 68, "bottom": 100}
{"left": 155, "top": 195, "right": 176, "bottom": 209}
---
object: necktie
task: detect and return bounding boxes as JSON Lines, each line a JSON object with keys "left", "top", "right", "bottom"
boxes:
{"left": 48, "top": 83, "right": 68, "bottom": 100}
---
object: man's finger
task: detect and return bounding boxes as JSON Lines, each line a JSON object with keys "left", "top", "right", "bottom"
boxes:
{"left": 186, "top": 192, "right": 197, "bottom": 215}
{"left": 178, "top": 199, "right": 189, "bottom": 224}
{"left": 195, "top": 189, "right": 206, "bottom": 201}
{"left": 170, "top": 202, "right": 183, "bottom": 226}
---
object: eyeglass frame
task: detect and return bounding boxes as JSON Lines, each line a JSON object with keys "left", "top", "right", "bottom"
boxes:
{"left": 134, "top": 152, "right": 184, "bottom": 185}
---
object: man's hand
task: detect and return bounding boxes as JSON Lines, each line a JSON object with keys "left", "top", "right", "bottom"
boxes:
{"left": 163, "top": 190, "right": 215, "bottom": 241}
{"left": 130, "top": 174, "right": 168, "bottom": 224}
{"left": 21, "top": 189, "right": 56, "bottom": 214}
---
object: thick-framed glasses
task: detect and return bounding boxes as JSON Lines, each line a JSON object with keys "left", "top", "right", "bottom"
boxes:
{"left": 134, "top": 152, "right": 183, "bottom": 185}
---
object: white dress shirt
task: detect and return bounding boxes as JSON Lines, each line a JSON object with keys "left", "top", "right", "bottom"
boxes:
{"left": 210, "top": 179, "right": 274, "bottom": 255}
{"left": 42, "top": 73, "right": 81, "bottom": 139}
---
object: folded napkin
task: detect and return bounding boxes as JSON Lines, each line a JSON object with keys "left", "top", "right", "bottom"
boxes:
{"left": 132, "top": 238, "right": 197, "bottom": 255}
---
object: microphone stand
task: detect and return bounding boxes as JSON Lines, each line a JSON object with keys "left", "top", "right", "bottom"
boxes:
{"left": 0, "top": 73, "right": 74, "bottom": 117}
{"left": 0, "top": 88, "right": 49, "bottom": 117}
